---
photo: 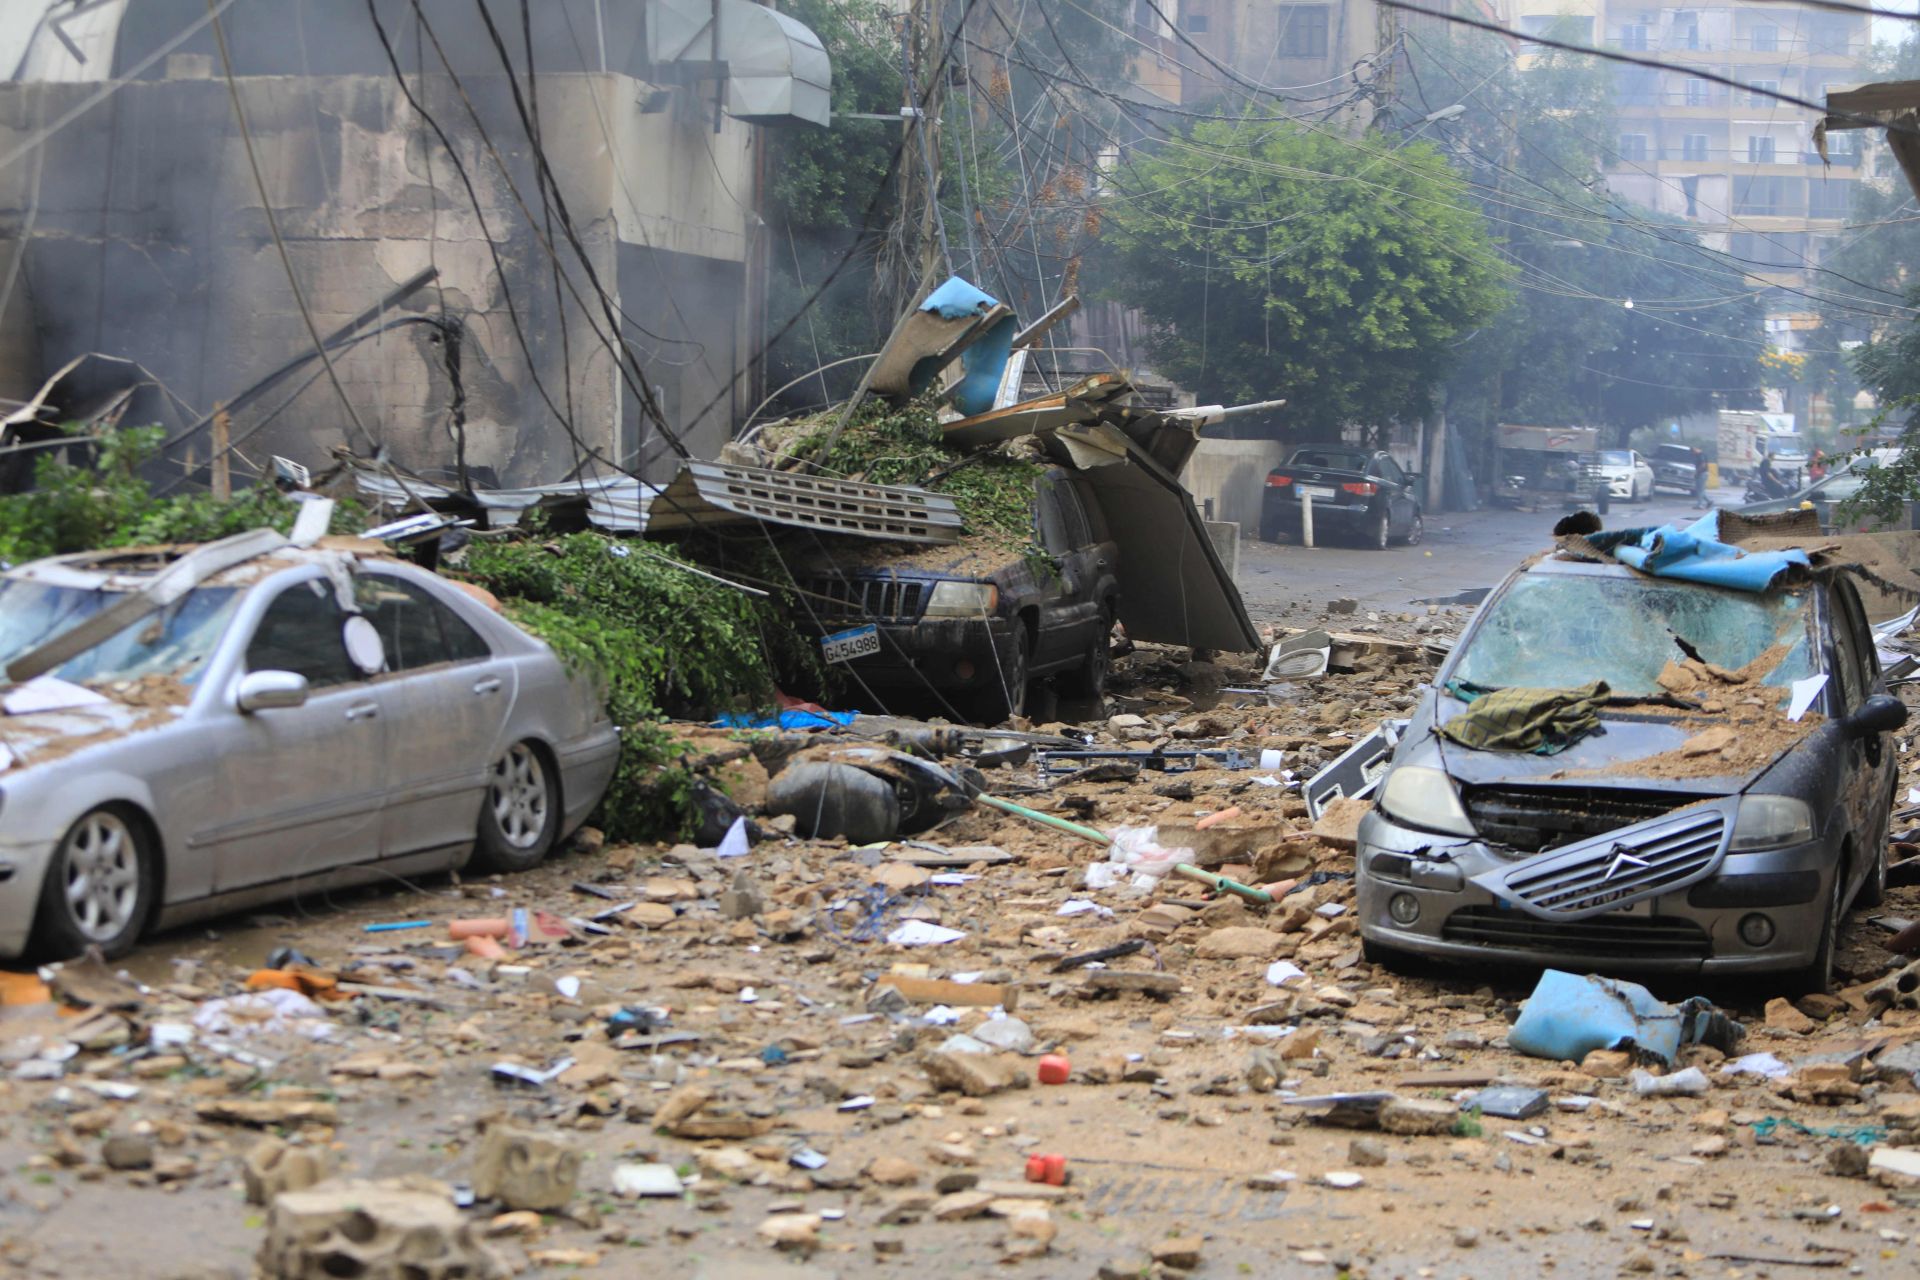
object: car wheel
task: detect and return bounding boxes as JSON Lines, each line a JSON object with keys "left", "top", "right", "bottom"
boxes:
{"left": 1394, "top": 512, "right": 1424, "bottom": 547}
{"left": 1059, "top": 606, "right": 1112, "bottom": 700}
{"left": 1368, "top": 508, "right": 1391, "bottom": 550}
{"left": 1361, "top": 937, "right": 1417, "bottom": 974}
{"left": 1259, "top": 517, "right": 1283, "bottom": 544}
{"left": 1783, "top": 859, "right": 1847, "bottom": 997}
{"left": 474, "top": 740, "right": 561, "bottom": 873}
{"left": 32, "top": 806, "right": 154, "bottom": 960}
{"left": 976, "top": 626, "right": 1031, "bottom": 725}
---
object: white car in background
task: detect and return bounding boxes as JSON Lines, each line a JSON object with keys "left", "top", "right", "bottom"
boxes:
{"left": 1583, "top": 449, "right": 1657, "bottom": 502}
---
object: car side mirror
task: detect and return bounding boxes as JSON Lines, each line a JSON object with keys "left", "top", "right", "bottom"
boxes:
{"left": 237, "top": 670, "right": 310, "bottom": 713}
{"left": 1843, "top": 692, "right": 1907, "bottom": 739}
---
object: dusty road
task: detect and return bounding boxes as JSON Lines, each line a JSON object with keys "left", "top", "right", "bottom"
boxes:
{"left": 1, "top": 498, "right": 1917, "bottom": 1280}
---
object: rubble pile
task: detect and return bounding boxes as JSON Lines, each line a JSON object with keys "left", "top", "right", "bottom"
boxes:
{"left": 2, "top": 612, "right": 1919, "bottom": 1276}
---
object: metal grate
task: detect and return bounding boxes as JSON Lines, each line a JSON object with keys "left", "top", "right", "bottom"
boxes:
{"left": 1442, "top": 906, "right": 1711, "bottom": 958}
{"left": 799, "top": 576, "right": 927, "bottom": 623}
{"left": 1491, "top": 809, "right": 1726, "bottom": 918}
{"left": 647, "top": 463, "right": 965, "bottom": 543}
{"left": 1464, "top": 786, "right": 1709, "bottom": 853}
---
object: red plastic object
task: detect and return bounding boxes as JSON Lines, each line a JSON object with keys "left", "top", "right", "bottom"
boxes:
{"left": 1024, "top": 1153, "right": 1067, "bottom": 1186}
{"left": 1037, "top": 1054, "right": 1071, "bottom": 1085}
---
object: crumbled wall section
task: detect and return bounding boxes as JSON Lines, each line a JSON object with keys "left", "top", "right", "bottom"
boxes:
{"left": 0, "top": 71, "right": 752, "bottom": 484}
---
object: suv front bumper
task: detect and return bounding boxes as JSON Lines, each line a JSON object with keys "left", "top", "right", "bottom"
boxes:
{"left": 811, "top": 615, "right": 1017, "bottom": 702}
{"left": 1354, "top": 808, "right": 1834, "bottom": 976}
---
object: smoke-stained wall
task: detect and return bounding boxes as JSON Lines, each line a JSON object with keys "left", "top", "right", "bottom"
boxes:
{"left": 0, "top": 1, "right": 774, "bottom": 485}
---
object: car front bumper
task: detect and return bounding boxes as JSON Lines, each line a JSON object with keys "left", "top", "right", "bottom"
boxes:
{"left": 1354, "top": 808, "right": 1833, "bottom": 976}
{"left": 1602, "top": 476, "right": 1634, "bottom": 497}
{"left": 0, "top": 835, "right": 56, "bottom": 958}
{"left": 813, "top": 615, "right": 1017, "bottom": 702}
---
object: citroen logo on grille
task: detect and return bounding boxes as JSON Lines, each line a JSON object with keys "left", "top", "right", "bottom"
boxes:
{"left": 1605, "top": 844, "right": 1652, "bottom": 881}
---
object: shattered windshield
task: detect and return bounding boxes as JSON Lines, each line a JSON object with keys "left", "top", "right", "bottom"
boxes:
{"left": 0, "top": 580, "right": 241, "bottom": 688}
{"left": 1450, "top": 572, "right": 1813, "bottom": 698}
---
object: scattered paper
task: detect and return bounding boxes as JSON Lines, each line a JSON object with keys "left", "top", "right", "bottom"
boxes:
{"left": 1083, "top": 862, "right": 1125, "bottom": 891}
{"left": 1058, "top": 899, "right": 1111, "bottom": 917}
{"left": 1249, "top": 775, "right": 1284, "bottom": 787}
{"left": 1265, "top": 960, "right": 1308, "bottom": 987}
{"left": 1314, "top": 902, "right": 1347, "bottom": 918}
{"left": 928, "top": 873, "right": 977, "bottom": 886}
{"left": 1787, "top": 673, "right": 1828, "bottom": 722}
{"left": 1719, "top": 1051, "right": 1792, "bottom": 1080}
{"left": 716, "top": 816, "right": 751, "bottom": 858}
{"left": 191, "top": 989, "right": 333, "bottom": 1041}
{"left": 611, "top": 1163, "right": 683, "bottom": 1198}
{"left": 885, "top": 920, "right": 967, "bottom": 947}
{"left": 3, "top": 676, "right": 108, "bottom": 716}
{"left": 921, "top": 1005, "right": 960, "bottom": 1026}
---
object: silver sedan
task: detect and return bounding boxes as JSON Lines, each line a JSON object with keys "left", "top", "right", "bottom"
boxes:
{"left": 0, "top": 533, "right": 619, "bottom": 958}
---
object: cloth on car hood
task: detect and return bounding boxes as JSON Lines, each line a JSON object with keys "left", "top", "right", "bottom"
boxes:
{"left": 1568, "top": 512, "right": 1810, "bottom": 592}
{"left": 1438, "top": 679, "right": 1610, "bottom": 755}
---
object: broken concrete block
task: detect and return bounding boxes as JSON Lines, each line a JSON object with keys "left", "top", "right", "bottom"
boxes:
{"left": 1152, "top": 1235, "right": 1204, "bottom": 1270}
{"left": 471, "top": 1126, "right": 580, "bottom": 1212}
{"left": 922, "top": 1050, "right": 1031, "bottom": 1097}
{"left": 1194, "top": 926, "right": 1288, "bottom": 960}
{"left": 244, "top": 1136, "right": 337, "bottom": 1205}
{"left": 100, "top": 1133, "right": 153, "bottom": 1171}
{"left": 757, "top": 1213, "right": 822, "bottom": 1251}
{"left": 864, "top": 1156, "right": 923, "bottom": 1186}
{"left": 1865, "top": 958, "right": 1920, "bottom": 1013}
{"left": 1378, "top": 1096, "right": 1456, "bottom": 1136}
{"left": 1764, "top": 997, "right": 1815, "bottom": 1034}
{"left": 258, "top": 1178, "right": 507, "bottom": 1280}
{"left": 718, "top": 870, "right": 765, "bottom": 920}
{"left": 195, "top": 1099, "right": 339, "bottom": 1129}
{"left": 932, "top": 1189, "right": 995, "bottom": 1220}
{"left": 1870, "top": 1146, "right": 1920, "bottom": 1187}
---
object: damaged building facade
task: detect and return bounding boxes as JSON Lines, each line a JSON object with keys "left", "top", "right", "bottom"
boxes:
{"left": 0, "top": 0, "right": 829, "bottom": 485}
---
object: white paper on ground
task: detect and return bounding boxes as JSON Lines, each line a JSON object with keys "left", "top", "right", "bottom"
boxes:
{"left": 716, "top": 816, "right": 751, "bottom": 858}
{"left": 885, "top": 920, "right": 967, "bottom": 947}
{"left": 1719, "top": 1051, "right": 1791, "bottom": 1080}
{"left": 1266, "top": 960, "right": 1308, "bottom": 987}
{"left": 1787, "top": 673, "right": 1828, "bottom": 722}
{"left": 3, "top": 676, "right": 108, "bottom": 715}
{"left": 929, "top": 873, "right": 977, "bottom": 886}
{"left": 1058, "top": 899, "right": 1112, "bottom": 917}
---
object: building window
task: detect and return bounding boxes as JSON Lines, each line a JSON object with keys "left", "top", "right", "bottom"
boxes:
{"left": 1682, "top": 134, "right": 1710, "bottom": 161}
{"left": 1673, "top": 12, "right": 1700, "bottom": 50}
{"left": 1751, "top": 24, "right": 1778, "bottom": 53}
{"left": 1809, "top": 180, "right": 1854, "bottom": 219}
{"left": 1618, "top": 66, "right": 1658, "bottom": 106}
{"left": 1748, "top": 80, "right": 1779, "bottom": 107}
{"left": 1735, "top": 176, "right": 1792, "bottom": 215}
{"left": 1809, "top": 18, "right": 1850, "bottom": 56}
{"left": 1747, "top": 136, "right": 1776, "bottom": 163}
{"left": 1684, "top": 77, "right": 1710, "bottom": 106}
{"left": 1276, "top": 5, "right": 1329, "bottom": 59}
{"left": 1620, "top": 24, "right": 1649, "bottom": 51}
{"left": 1185, "top": 11, "right": 1209, "bottom": 33}
{"left": 1680, "top": 175, "right": 1701, "bottom": 218}
{"left": 1619, "top": 134, "right": 1649, "bottom": 163}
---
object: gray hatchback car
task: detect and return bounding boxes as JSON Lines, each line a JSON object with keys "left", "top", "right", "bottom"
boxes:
{"left": 0, "top": 532, "right": 618, "bottom": 959}
{"left": 1355, "top": 553, "right": 1905, "bottom": 992}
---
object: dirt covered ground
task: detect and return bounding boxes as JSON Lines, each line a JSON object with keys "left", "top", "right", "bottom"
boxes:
{"left": 1, "top": 604, "right": 1918, "bottom": 1279}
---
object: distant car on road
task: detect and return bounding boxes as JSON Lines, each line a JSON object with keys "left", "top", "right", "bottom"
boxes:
{"left": 1355, "top": 551, "right": 1904, "bottom": 992}
{"left": 1583, "top": 449, "right": 1656, "bottom": 502}
{"left": 0, "top": 534, "right": 619, "bottom": 959}
{"left": 1260, "top": 446, "right": 1423, "bottom": 549}
{"left": 1649, "top": 443, "right": 1703, "bottom": 496}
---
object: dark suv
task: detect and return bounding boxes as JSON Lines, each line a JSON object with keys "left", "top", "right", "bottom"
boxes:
{"left": 1651, "top": 443, "right": 1702, "bottom": 495}
{"left": 792, "top": 469, "right": 1119, "bottom": 723}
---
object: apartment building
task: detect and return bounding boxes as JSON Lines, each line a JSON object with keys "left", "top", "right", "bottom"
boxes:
{"left": 1510, "top": 3, "right": 1870, "bottom": 295}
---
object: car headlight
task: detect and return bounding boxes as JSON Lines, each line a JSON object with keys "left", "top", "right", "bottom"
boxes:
{"left": 923, "top": 581, "right": 998, "bottom": 617}
{"left": 1729, "top": 795, "right": 1814, "bottom": 851}
{"left": 1378, "top": 766, "right": 1476, "bottom": 837}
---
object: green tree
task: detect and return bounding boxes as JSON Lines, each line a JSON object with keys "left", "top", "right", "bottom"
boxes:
{"left": 1100, "top": 118, "right": 1511, "bottom": 435}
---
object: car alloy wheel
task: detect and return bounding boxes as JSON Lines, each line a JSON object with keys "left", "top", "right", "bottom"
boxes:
{"left": 1370, "top": 509, "right": 1390, "bottom": 550}
{"left": 1400, "top": 513, "right": 1424, "bottom": 546}
{"left": 59, "top": 810, "right": 143, "bottom": 944}
{"left": 489, "top": 743, "right": 551, "bottom": 850}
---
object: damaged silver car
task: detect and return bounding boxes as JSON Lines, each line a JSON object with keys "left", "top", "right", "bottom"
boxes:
{"left": 1356, "top": 553, "right": 1906, "bottom": 992}
{"left": 0, "top": 531, "right": 618, "bottom": 959}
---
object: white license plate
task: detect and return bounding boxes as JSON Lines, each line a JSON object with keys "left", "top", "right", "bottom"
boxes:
{"left": 820, "top": 624, "right": 881, "bottom": 664}
{"left": 1298, "top": 485, "right": 1337, "bottom": 500}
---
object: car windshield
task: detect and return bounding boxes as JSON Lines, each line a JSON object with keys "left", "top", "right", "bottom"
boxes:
{"left": 1450, "top": 572, "right": 1813, "bottom": 698}
{"left": 0, "top": 580, "right": 241, "bottom": 688}
{"left": 1598, "top": 450, "right": 1632, "bottom": 466}
{"left": 1290, "top": 447, "right": 1370, "bottom": 471}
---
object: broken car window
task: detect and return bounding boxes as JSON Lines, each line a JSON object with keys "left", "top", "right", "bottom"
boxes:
{"left": 245, "top": 581, "right": 359, "bottom": 689}
{"left": 1450, "top": 573, "right": 1813, "bottom": 699}
{"left": 354, "top": 574, "right": 489, "bottom": 671}
{"left": 0, "top": 580, "right": 240, "bottom": 687}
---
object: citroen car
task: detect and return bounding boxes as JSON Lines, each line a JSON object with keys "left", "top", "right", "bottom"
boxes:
{"left": 1355, "top": 549, "right": 1904, "bottom": 992}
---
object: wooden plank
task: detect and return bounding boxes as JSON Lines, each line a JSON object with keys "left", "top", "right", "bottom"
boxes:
{"left": 873, "top": 974, "right": 1017, "bottom": 1011}
{"left": 1083, "top": 971, "right": 1183, "bottom": 996}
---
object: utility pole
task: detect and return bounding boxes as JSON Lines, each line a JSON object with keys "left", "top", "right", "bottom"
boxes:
{"left": 879, "top": 0, "right": 950, "bottom": 316}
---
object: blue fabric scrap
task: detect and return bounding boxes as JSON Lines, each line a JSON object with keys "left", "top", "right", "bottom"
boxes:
{"left": 1588, "top": 512, "right": 1809, "bottom": 592}
{"left": 922, "top": 276, "right": 1000, "bottom": 320}
{"left": 713, "top": 709, "right": 858, "bottom": 730}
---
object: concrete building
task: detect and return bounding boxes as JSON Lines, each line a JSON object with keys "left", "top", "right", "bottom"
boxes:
{"left": 1506, "top": 3, "right": 1870, "bottom": 298}
{"left": 0, "top": 0, "right": 830, "bottom": 487}
{"left": 1174, "top": 0, "right": 1396, "bottom": 123}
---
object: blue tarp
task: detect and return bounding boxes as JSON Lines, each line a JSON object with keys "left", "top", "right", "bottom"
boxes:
{"left": 1585, "top": 512, "right": 1809, "bottom": 592}
{"left": 714, "top": 709, "right": 858, "bottom": 731}
{"left": 908, "top": 277, "right": 1018, "bottom": 417}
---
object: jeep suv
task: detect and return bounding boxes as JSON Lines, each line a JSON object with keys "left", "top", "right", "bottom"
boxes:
{"left": 791, "top": 469, "right": 1119, "bottom": 724}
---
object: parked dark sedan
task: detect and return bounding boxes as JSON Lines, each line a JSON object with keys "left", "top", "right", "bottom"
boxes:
{"left": 1260, "top": 446, "right": 1423, "bottom": 549}
{"left": 1355, "top": 552, "right": 1905, "bottom": 992}
{"left": 791, "top": 468, "right": 1119, "bottom": 724}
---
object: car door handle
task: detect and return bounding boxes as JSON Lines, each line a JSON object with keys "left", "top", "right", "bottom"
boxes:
{"left": 473, "top": 676, "right": 503, "bottom": 695}
{"left": 345, "top": 701, "right": 379, "bottom": 722}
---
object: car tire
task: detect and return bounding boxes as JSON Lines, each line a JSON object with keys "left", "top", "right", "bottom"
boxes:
{"left": 31, "top": 806, "right": 155, "bottom": 960}
{"left": 975, "top": 626, "right": 1031, "bottom": 725}
{"left": 1059, "top": 606, "right": 1112, "bottom": 700}
{"left": 1394, "top": 512, "right": 1424, "bottom": 547}
{"left": 1368, "top": 508, "right": 1391, "bottom": 550}
{"left": 1783, "top": 860, "right": 1847, "bottom": 997}
{"left": 473, "top": 740, "right": 561, "bottom": 874}
{"left": 1259, "top": 514, "right": 1284, "bottom": 544}
{"left": 1361, "top": 936, "right": 1417, "bottom": 974}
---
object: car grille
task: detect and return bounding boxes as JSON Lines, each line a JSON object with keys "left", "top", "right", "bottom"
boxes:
{"left": 1495, "top": 809, "right": 1727, "bottom": 918}
{"left": 1463, "top": 786, "right": 1708, "bottom": 853}
{"left": 1441, "top": 906, "right": 1711, "bottom": 959}
{"left": 798, "top": 576, "right": 927, "bottom": 623}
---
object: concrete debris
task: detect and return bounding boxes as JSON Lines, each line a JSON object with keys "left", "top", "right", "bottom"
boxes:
{"left": 470, "top": 1127, "right": 581, "bottom": 1212}
{"left": 259, "top": 1179, "right": 507, "bottom": 1280}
